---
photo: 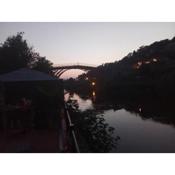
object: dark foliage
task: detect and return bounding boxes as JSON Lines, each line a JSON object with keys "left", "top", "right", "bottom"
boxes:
{"left": 66, "top": 99, "right": 119, "bottom": 153}
{"left": 73, "top": 36, "right": 175, "bottom": 100}
{"left": 0, "top": 32, "right": 53, "bottom": 74}
{"left": 32, "top": 57, "right": 53, "bottom": 73}
{"left": 64, "top": 77, "right": 92, "bottom": 96}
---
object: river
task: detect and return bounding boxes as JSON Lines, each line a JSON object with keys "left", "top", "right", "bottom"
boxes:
{"left": 65, "top": 91, "right": 175, "bottom": 153}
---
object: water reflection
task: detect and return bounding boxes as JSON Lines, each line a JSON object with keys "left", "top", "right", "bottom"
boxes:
{"left": 92, "top": 91, "right": 96, "bottom": 102}
{"left": 65, "top": 92, "right": 119, "bottom": 153}
{"left": 65, "top": 92, "right": 94, "bottom": 112}
{"left": 65, "top": 91, "right": 175, "bottom": 152}
{"left": 103, "top": 109, "right": 175, "bottom": 153}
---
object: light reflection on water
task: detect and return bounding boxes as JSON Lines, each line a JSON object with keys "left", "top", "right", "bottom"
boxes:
{"left": 102, "top": 109, "right": 175, "bottom": 153}
{"left": 65, "top": 92, "right": 94, "bottom": 111}
{"left": 65, "top": 91, "right": 175, "bottom": 152}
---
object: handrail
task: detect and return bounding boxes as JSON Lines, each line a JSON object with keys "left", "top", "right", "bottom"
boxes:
{"left": 65, "top": 104, "right": 80, "bottom": 153}
{"left": 53, "top": 63, "right": 97, "bottom": 67}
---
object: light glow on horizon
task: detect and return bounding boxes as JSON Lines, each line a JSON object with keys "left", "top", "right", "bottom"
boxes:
{"left": 0, "top": 22, "right": 174, "bottom": 78}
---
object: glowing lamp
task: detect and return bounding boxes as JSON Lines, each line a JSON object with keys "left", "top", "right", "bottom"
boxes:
{"left": 92, "top": 82, "right": 95, "bottom": 86}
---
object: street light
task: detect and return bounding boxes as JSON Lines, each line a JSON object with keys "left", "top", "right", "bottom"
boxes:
{"left": 91, "top": 82, "right": 95, "bottom": 86}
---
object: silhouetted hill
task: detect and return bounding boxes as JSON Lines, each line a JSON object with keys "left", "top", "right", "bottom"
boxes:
{"left": 84, "top": 36, "right": 175, "bottom": 100}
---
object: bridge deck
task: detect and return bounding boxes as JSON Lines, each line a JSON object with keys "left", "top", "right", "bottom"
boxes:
{"left": 52, "top": 64, "right": 96, "bottom": 70}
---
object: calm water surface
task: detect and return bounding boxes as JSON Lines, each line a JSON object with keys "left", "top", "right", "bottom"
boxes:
{"left": 65, "top": 92, "right": 175, "bottom": 153}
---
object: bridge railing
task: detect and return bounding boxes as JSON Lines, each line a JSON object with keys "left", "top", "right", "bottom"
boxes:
{"left": 53, "top": 63, "right": 97, "bottom": 68}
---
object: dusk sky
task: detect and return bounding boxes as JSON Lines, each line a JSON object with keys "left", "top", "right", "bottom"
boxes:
{"left": 0, "top": 22, "right": 175, "bottom": 78}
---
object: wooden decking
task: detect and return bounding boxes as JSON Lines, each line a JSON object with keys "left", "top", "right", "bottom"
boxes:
{"left": 0, "top": 129, "right": 59, "bottom": 153}
{"left": 0, "top": 108, "right": 63, "bottom": 153}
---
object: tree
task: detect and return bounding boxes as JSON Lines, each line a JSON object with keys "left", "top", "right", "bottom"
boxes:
{"left": 0, "top": 32, "right": 53, "bottom": 74}
{"left": 32, "top": 57, "right": 53, "bottom": 73}
{"left": 0, "top": 32, "right": 34, "bottom": 73}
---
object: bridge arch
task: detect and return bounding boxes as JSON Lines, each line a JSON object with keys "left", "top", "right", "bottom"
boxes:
{"left": 52, "top": 64, "right": 96, "bottom": 78}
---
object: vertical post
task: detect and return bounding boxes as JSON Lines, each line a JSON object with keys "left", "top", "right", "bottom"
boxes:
{"left": 0, "top": 82, "right": 6, "bottom": 130}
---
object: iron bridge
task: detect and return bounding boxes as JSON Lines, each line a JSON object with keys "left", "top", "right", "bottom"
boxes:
{"left": 51, "top": 63, "right": 97, "bottom": 77}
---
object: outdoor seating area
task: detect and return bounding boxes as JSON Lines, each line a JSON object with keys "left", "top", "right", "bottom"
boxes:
{"left": 0, "top": 68, "right": 64, "bottom": 152}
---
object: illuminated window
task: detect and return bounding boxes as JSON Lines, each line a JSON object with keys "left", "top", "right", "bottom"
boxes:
{"left": 137, "top": 62, "right": 142, "bottom": 66}
{"left": 153, "top": 58, "right": 157, "bottom": 62}
{"left": 133, "top": 61, "right": 142, "bottom": 69}
{"left": 145, "top": 61, "right": 150, "bottom": 64}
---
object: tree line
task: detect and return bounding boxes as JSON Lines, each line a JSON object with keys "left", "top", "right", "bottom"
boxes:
{"left": 73, "top": 36, "right": 175, "bottom": 101}
{"left": 0, "top": 32, "right": 53, "bottom": 74}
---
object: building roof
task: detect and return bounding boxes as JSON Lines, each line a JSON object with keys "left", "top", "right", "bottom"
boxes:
{"left": 0, "top": 68, "right": 58, "bottom": 82}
